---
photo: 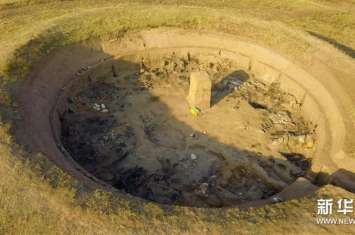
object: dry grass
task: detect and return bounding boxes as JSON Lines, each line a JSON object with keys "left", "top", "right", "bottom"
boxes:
{"left": 1, "top": 5, "right": 311, "bottom": 81}
{"left": 1, "top": 0, "right": 355, "bottom": 234}
{"left": 1, "top": 0, "right": 355, "bottom": 79}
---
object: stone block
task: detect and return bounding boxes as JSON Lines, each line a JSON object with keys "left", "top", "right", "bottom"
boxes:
{"left": 188, "top": 71, "right": 212, "bottom": 110}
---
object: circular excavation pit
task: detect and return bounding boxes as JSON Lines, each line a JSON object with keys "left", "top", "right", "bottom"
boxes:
{"left": 60, "top": 51, "right": 315, "bottom": 208}
{"left": 20, "top": 28, "right": 353, "bottom": 208}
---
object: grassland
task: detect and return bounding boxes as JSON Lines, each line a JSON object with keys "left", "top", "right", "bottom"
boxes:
{"left": 1, "top": 0, "right": 355, "bottom": 234}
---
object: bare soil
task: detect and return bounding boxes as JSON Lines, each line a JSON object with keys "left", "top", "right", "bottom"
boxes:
{"left": 59, "top": 51, "right": 315, "bottom": 207}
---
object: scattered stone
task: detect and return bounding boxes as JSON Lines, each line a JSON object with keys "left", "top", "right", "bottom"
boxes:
{"left": 101, "top": 104, "right": 106, "bottom": 109}
{"left": 189, "top": 133, "right": 199, "bottom": 139}
{"left": 190, "top": 153, "right": 197, "bottom": 160}
{"left": 228, "top": 84, "right": 239, "bottom": 90}
{"left": 210, "top": 175, "right": 217, "bottom": 179}
{"left": 177, "top": 154, "right": 188, "bottom": 161}
{"left": 101, "top": 109, "right": 109, "bottom": 113}
{"left": 57, "top": 86, "right": 67, "bottom": 96}
{"left": 276, "top": 112, "right": 292, "bottom": 125}
{"left": 298, "top": 136, "right": 305, "bottom": 144}
{"left": 68, "top": 104, "right": 78, "bottom": 113}
{"left": 229, "top": 79, "right": 242, "bottom": 87}
{"left": 200, "top": 183, "right": 209, "bottom": 194}
{"left": 272, "top": 196, "right": 283, "bottom": 203}
{"left": 94, "top": 103, "right": 100, "bottom": 109}
{"left": 195, "top": 183, "right": 209, "bottom": 197}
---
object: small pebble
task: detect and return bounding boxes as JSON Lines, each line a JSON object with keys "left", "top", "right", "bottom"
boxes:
{"left": 57, "top": 86, "right": 67, "bottom": 96}
{"left": 68, "top": 104, "right": 78, "bottom": 113}
{"left": 101, "top": 104, "right": 106, "bottom": 109}
{"left": 177, "top": 155, "right": 188, "bottom": 161}
{"left": 272, "top": 197, "right": 283, "bottom": 203}
{"left": 189, "top": 133, "right": 199, "bottom": 139}
{"left": 190, "top": 153, "right": 197, "bottom": 160}
{"left": 101, "top": 109, "right": 109, "bottom": 113}
{"left": 298, "top": 136, "right": 305, "bottom": 144}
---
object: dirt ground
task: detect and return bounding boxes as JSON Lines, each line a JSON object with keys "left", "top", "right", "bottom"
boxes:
{"left": 59, "top": 50, "right": 315, "bottom": 207}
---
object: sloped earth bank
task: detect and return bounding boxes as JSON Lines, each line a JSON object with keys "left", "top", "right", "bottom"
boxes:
{"left": 20, "top": 28, "right": 355, "bottom": 208}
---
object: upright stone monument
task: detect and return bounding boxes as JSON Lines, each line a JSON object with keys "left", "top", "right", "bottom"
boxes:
{"left": 188, "top": 71, "right": 212, "bottom": 110}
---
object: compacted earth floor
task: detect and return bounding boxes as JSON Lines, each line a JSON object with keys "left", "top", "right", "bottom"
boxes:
{"left": 60, "top": 52, "right": 315, "bottom": 207}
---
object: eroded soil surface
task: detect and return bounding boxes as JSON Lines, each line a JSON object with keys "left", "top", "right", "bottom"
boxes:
{"left": 60, "top": 52, "right": 315, "bottom": 207}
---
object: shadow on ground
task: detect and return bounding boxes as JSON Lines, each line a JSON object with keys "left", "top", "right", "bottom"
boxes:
{"left": 308, "top": 31, "right": 355, "bottom": 59}
{"left": 313, "top": 168, "right": 355, "bottom": 194}
{"left": 211, "top": 70, "right": 249, "bottom": 107}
